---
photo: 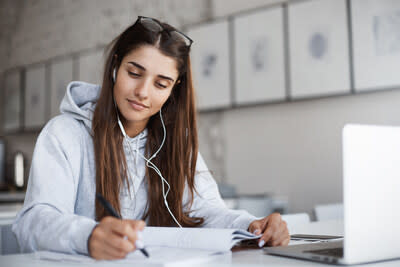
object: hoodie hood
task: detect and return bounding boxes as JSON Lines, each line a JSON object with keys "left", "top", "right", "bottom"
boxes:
{"left": 60, "top": 81, "right": 100, "bottom": 135}
{"left": 59, "top": 81, "right": 147, "bottom": 148}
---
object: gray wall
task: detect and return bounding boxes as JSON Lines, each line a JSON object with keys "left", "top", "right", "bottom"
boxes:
{"left": 199, "top": 90, "right": 400, "bottom": 215}
{"left": 196, "top": 0, "right": 400, "bottom": 215}
{"left": 1, "top": 0, "right": 400, "bottom": 217}
{"left": 0, "top": 0, "right": 211, "bottom": 183}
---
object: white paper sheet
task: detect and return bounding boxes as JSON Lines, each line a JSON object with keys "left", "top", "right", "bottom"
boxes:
{"left": 34, "top": 227, "right": 259, "bottom": 266}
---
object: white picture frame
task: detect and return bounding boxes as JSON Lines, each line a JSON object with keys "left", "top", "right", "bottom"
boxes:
{"left": 351, "top": 0, "right": 400, "bottom": 91}
{"left": 78, "top": 49, "right": 104, "bottom": 85}
{"left": 187, "top": 20, "right": 231, "bottom": 110}
{"left": 288, "top": 0, "right": 351, "bottom": 99}
{"left": 50, "top": 58, "right": 73, "bottom": 118}
{"left": 25, "top": 64, "right": 47, "bottom": 130}
{"left": 3, "top": 70, "right": 22, "bottom": 132}
{"left": 233, "top": 6, "right": 286, "bottom": 105}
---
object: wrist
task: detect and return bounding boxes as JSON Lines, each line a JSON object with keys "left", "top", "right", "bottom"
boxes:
{"left": 87, "top": 224, "right": 99, "bottom": 256}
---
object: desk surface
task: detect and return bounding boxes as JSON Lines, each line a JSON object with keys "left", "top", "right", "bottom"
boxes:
{"left": 2, "top": 248, "right": 400, "bottom": 267}
{"left": 2, "top": 220, "right": 400, "bottom": 267}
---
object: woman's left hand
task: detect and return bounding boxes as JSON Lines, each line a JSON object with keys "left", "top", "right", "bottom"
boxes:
{"left": 248, "top": 213, "right": 290, "bottom": 247}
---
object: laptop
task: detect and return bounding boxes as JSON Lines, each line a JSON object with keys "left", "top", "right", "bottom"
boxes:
{"left": 264, "top": 124, "right": 400, "bottom": 265}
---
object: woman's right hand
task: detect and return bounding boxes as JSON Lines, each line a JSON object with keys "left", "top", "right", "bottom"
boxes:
{"left": 88, "top": 217, "right": 146, "bottom": 260}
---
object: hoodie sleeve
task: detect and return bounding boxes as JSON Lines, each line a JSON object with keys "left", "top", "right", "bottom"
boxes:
{"left": 188, "top": 153, "right": 257, "bottom": 230}
{"left": 12, "top": 119, "right": 97, "bottom": 255}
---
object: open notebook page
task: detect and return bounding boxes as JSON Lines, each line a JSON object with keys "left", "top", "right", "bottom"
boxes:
{"left": 34, "top": 227, "right": 260, "bottom": 266}
{"left": 142, "top": 227, "right": 261, "bottom": 251}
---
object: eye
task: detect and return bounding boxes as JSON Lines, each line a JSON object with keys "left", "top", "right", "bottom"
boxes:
{"left": 156, "top": 83, "right": 167, "bottom": 89}
{"left": 128, "top": 71, "right": 140, "bottom": 77}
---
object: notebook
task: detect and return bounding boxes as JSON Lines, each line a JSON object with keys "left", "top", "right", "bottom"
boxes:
{"left": 35, "top": 227, "right": 261, "bottom": 266}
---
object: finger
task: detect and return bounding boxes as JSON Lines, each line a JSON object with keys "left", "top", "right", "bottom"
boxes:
{"left": 90, "top": 233, "right": 128, "bottom": 260}
{"left": 249, "top": 222, "right": 262, "bottom": 235}
{"left": 258, "top": 226, "right": 274, "bottom": 247}
{"left": 124, "top": 230, "right": 138, "bottom": 249}
{"left": 272, "top": 220, "right": 289, "bottom": 246}
{"left": 270, "top": 227, "right": 289, "bottom": 247}
{"left": 261, "top": 215, "right": 283, "bottom": 246}
{"left": 270, "top": 214, "right": 283, "bottom": 230}
{"left": 249, "top": 218, "right": 269, "bottom": 235}
{"left": 109, "top": 220, "right": 132, "bottom": 236}
{"left": 102, "top": 218, "right": 139, "bottom": 252}
{"left": 277, "top": 222, "right": 290, "bottom": 246}
{"left": 111, "top": 221, "right": 138, "bottom": 247}
{"left": 259, "top": 216, "right": 270, "bottom": 232}
{"left": 129, "top": 220, "right": 146, "bottom": 231}
{"left": 269, "top": 223, "right": 288, "bottom": 246}
{"left": 277, "top": 236, "right": 291, "bottom": 247}
{"left": 109, "top": 221, "right": 138, "bottom": 248}
{"left": 269, "top": 220, "right": 287, "bottom": 244}
{"left": 269, "top": 214, "right": 284, "bottom": 233}
{"left": 283, "top": 236, "right": 291, "bottom": 246}
{"left": 102, "top": 216, "right": 120, "bottom": 228}
{"left": 89, "top": 221, "right": 132, "bottom": 260}
{"left": 104, "top": 232, "right": 135, "bottom": 253}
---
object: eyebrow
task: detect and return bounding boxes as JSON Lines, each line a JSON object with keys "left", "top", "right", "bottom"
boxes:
{"left": 127, "top": 61, "right": 175, "bottom": 82}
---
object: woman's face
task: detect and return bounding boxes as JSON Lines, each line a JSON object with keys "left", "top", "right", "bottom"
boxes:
{"left": 113, "top": 45, "right": 179, "bottom": 134}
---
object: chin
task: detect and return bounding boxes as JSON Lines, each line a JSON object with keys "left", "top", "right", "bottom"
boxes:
{"left": 125, "top": 113, "right": 150, "bottom": 123}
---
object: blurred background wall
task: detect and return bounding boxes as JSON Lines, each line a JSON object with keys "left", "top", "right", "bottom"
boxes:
{"left": 1, "top": 0, "right": 399, "bottom": 217}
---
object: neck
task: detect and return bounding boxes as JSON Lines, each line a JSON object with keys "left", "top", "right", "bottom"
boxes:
{"left": 122, "top": 118, "right": 148, "bottom": 138}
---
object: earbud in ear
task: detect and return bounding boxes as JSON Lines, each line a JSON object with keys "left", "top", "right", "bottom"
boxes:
{"left": 112, "top": 68, "right": 117, "bottom": 83}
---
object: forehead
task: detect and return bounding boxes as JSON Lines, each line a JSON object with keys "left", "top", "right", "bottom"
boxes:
{"left": 122, "top": 45, "right": 179, "bottom": 78}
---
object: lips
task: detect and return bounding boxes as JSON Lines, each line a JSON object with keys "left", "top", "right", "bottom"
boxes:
{"left": 127, "top": 99, "right": 149, "bottom": 111}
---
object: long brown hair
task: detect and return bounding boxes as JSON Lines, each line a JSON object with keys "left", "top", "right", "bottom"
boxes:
{"left": 92, "top": 18, "right": 204, "bottom": 227}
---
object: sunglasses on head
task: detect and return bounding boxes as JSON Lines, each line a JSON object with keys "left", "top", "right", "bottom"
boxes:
{"left": 134, "top": 16, "right": 193, "bottom": 48}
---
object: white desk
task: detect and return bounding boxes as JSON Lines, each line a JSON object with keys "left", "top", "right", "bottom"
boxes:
{"left": 1, "top": 220, "right": 400, "bottom": 267}
{"left": 2, "top": 248, "right": 400, "bottom": 267}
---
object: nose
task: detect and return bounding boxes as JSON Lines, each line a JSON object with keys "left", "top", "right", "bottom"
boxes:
{"left": 134, "top": 78, "right": 151, "bottom": 100}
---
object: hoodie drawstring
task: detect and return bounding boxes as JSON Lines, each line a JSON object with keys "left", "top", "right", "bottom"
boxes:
{"left": 125, "top": 132, "right": 143, "bottom": 180}
{"left": 135, "top": 134, "right": 140, "bottom": 172}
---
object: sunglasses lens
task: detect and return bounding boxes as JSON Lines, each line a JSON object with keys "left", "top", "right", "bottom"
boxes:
{"left": 170, "top": 31, "right": 192, "bottom": 47}
{"left": 140, "top": 17, "right": 163, "bottom": 33}
{"left": 138, "top": 17, "right": 193, "bottom": 47}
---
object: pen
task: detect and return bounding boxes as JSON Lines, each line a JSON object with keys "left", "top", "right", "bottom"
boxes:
{"left": 96, "top": 193, "right": 149, "bottom": 258}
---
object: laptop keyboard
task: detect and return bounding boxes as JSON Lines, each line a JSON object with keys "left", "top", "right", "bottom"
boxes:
{"left": 304, "top": 247, "right": 343, "bottom": 257}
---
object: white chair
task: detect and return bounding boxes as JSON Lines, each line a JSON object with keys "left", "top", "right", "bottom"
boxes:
{"left": 281, "top": 213, "right": 310, "bottom": 234}
{"left": 313, "top": 203, "right": 343, "bottom": 221}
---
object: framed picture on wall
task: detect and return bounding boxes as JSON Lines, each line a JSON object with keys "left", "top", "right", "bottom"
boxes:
{"left": 78, "top": 48, "right": 104, "bottom": 85}
{"left": 3, "top": 70, "right": 22, "bottom": 132}
{"left": 50, "top": 57, "right": 73, "bottom": 118}
{"left": 187, "top": 19, "right": 231, "bottom": 110}
{"left": 288, "top": 0, "right": 351, "bottom": 99}
{"left": 351, "top": 0, "right": 400, "bottom": 91}
{"left": 24, "top": 64, "right": 47, "bottom": 130}
{"left": 233, "top": 6, "right": 286, "bottom": 105}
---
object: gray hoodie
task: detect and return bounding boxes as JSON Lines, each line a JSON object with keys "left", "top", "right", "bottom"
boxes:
{"left": 12, "top": 81, "right": 256, "bottom": 255}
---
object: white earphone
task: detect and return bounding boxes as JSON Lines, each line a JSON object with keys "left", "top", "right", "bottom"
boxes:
{"left": 113, "top": 67, "right": 117, "bottom": 83}
{"left": 114, "top": 100, "right": 183, "bottom": 228}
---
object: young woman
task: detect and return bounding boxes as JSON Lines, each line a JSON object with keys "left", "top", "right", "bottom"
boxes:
{"left": 12, "top": 16, "right": 289, "bottom": 260}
